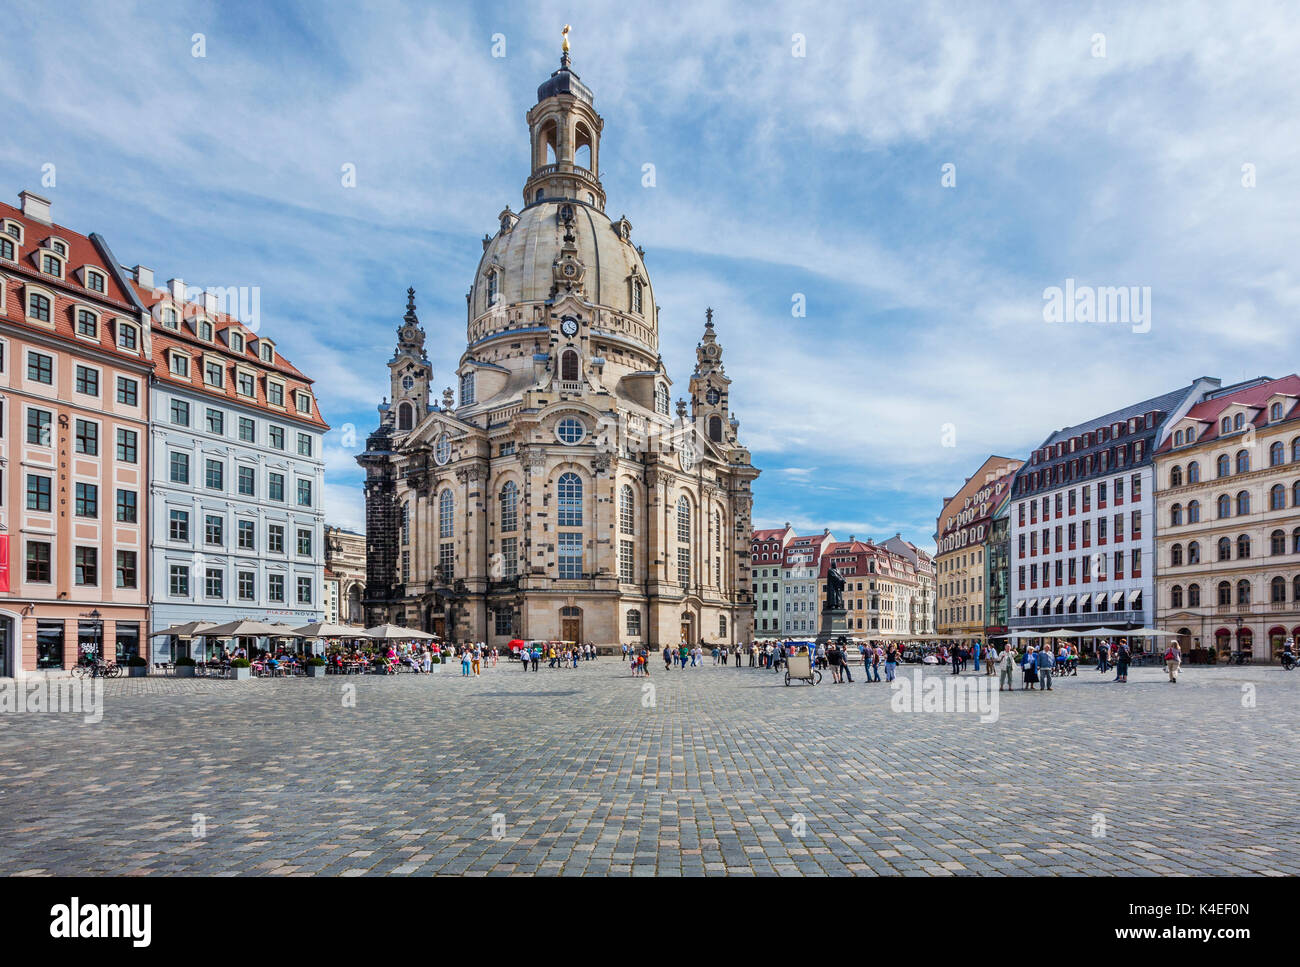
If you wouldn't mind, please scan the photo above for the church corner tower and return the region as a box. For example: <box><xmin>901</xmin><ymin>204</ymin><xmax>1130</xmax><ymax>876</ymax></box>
<box><xmin>360</xmin><ymin>28</ymin><xmax>760</xmax><ymax>648</ymax></box>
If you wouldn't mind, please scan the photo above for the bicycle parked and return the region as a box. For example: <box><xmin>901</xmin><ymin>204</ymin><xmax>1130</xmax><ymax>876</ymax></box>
<box><xmin>72</xmin><ymin>657</ymin><xmax>122</xmax><ymax>679</ymax></box>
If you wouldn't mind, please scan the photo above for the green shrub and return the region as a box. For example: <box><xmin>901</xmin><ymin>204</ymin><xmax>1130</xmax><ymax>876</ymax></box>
<box><xmin>127</xmin><ymin>655</ymin><xmax>148</xmax><ymax>667</ymax></box>
<box><xmin>307</xmin><ymin>656</ymin><xmax>326</xmax><ymax>666</ymax></box>
<box><xmin>431</xmin><ymin>654</ymin><xmax>441</xmax><ymax>664</ymax></box>
<box><xmin>175</xmin><ymin>656</ymin><xmax>196</xmax><ymax>666</ymax></box>
<box><xmin>230</xmin><ymin>658</ymin><xmax>251</xmax><ymax>668</ymax></box>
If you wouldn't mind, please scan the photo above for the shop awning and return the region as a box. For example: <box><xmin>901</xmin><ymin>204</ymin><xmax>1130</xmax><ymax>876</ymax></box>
<box><xmin>1064</xmin><ymin>595</ymin><xmax>1077</xmax><ymax>608</ymax></box>
<box><xmin>1094</xmin><ymin>592</ymin><xmax>1108</xmax><ymax>609</ymax></box>
<box><xmin>1127</xmin><ymin>589</ymin><xmax>1142</xmax><ymax>607</ymax></box>
<box><xmin>1078</xmin><ymin>593</ymin><xmax>1091</xmax><ymax>609</ymax></box>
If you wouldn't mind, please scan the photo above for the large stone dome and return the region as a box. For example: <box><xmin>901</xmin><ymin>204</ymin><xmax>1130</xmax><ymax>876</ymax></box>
<box><xmin>469</xmin><ymin>200</ymin><xmax>656</xmax><ymax>347</ymax></box>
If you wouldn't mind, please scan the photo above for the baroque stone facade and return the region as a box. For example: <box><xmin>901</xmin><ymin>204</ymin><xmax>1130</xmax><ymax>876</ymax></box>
<box><xmin>358</xmin><ymin>49</ymin><xmax>759</xmax><ymax>649</ymax></box>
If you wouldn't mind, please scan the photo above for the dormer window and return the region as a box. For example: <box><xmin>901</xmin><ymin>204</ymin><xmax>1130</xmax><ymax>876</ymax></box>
<box><xmin>169</xmin><ymin>352</ymin><xmax>190</xmax><ymax>378</ymax></box>
<box><xmin>3</xmin><ymin>220</ymin><xmax>21</xmax><ymax>241</ymax></box>
<box><xmin>117</xmin><ymin>322</ymin><xmax>138</xmax><ymax>351</ymax></box>
<box><xmin>1174</xmin><ymin>429</ymin><xmax>1184</xmax><ymax>446</ymax></box>
<box><xmin>161</xmin><ymin>306</ymin><xmax>179</xmax><ymax>330</ymax></box>
<box><xmin>42</xmin><ymin>253</ymin><xmax>63</xmax><ymax>277</ymax></box>
<box><xmin>1234</xmin><ymin>413</ymin><xmax>1244</xmax><ymax>431</ymax></box>
<box><xmin>27</xmin><ymin>291</ymin><xmax>52</xmax><ymax>322</ymax></box>
<box><xmin>230</xmin><ymin>331</ymin><xmax>244</xmax><ymax>353</ymax></box>
<box><xmin>0</xmin><ymin>237</ymin><xmax>14</xmax><ymax>262</ymax></box>
<box><xmin>268</xmin><ymin>380</ymin><xmax>285</xmax><ymax>407</ymax></box>
<box><xmin>75</xmin><ymin>308</ymin><xmax>98</xmax><ymax>338</ymax></box>
<box><xmin>1270</xmin><ymin>402</ymin><xmax>1283</xmax><ymax>422</ymax></box>
<box><xmin>204</xmin><ymin>359</ymin><xmax>224</xmax><ymax>387</ymax></box>
<box><xmin>237</xmin><ymin>371</ymin><xmax>256</xmax><ymax>397</ymax></box>
<box><xmin>86</xmin><ymin>270</ymin><xmax>105</xmax><ymax>293</ymax></box>
<box><xmin>295</xmin><ymin>390</ymin><xmax>312</xmax><ymax>415</ymax></box>
<box><xmin>199</xmin><ymin>320</ymin><xmax>214</xmax><ymax>341</ymax></box>
<box><xmin>49</xmin><ymin>239</ymin><xmax>67</xmax><ymax>257</ymax></box>
<box><xmin>260</xmin><ymin>342</ymin><xmax>274</xmax><ymax>364</ymax></box>
<box><xmin>655</xmin><ymin>382</ymin><xmax>669</xmax><ymax>416</ymax></box>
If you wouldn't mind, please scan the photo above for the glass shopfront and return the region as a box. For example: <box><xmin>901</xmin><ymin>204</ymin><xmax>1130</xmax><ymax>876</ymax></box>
<box><xmin>116</xmin><ymin>622</ymin><xmax>141</xmax><ymax>663</ymax></box>
<box><xmin>36</xmin><ymin>620</ymin><xmax>65</xmax><ymax>670</ymax></box>
<box><xmin>78</xmin><ymin>620</ymin><xmax>104</xmax><ymax>663</ymax></box>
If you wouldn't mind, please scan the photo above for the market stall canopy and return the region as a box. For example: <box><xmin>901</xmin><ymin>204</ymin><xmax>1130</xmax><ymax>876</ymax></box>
<box><xmin>364</xmin><ymin>624</ymin><xmax>436</xmax><ymax>640</ymax></box>
<box><xmin>148</xmin><ymin>621</ymin><xmax>218</xmax><ymax>638</ymax></box>
<box><xmin>203</xmin><ymin>619</ymin><xmax>291</xmax><ymax>638</ymax></box>
<box><xmin>289</xmin><ymin>622</ymin><xmax>371</xmax><ymax>639</ymax></box>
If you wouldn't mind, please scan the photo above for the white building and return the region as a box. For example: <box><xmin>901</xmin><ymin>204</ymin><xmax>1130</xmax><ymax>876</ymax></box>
<box><xmin>1008</xmin><ymin>379</ymin><xmax>1217</xmax><ymax>635</ymax></box>
<box><xmin>135</xmin><ymin>274</ymin><xmax>328</xmax><ymax>655</ymax></box>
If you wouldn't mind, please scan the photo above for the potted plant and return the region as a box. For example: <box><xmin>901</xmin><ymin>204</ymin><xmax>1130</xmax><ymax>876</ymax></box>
<box><xmin>127</xmin><ymin>655</ymin><xmax>149</xmax><ymax>677</ymax></box>
<box><xmin>370</xmin><ymin>656</ymin><xmax>389</xmax><ymax>675</ymax></box>
<box><xmin>229</xmin><ymin>657</ymin><xmax>252</xmax><ymax>681</ymax></box>
<box><xmin>306</xmin><ymin>656</ymin><xmax>328</xmax><ymax>678</ymax></box>
<box><xmin>174</xmin><ymin>655</ymin><xmax>197</xmax><ymax>678</ymax></box>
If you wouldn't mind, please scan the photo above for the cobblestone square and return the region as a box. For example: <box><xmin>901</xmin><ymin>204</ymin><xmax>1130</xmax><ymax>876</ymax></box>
<box><xmin>0</xmin><ymin>662</ymin><xmax>1295</xmax><ymax>876</ymax></box>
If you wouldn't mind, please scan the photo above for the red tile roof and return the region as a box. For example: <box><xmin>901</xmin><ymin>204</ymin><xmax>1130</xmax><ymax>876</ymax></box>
<box><xmin>137</xmin><ymin>281</ymin><xmax>329</xmax><ymax>430</ymax></box>
<box><xmin>0</xmin><ymin>201</ymin><xmax>151</xmax><ymax>369</ymax></box>
<box><xmin>1157</xmin><ymin>375</ymin><xmax>1300</xmax><ymax>452</ymax></box>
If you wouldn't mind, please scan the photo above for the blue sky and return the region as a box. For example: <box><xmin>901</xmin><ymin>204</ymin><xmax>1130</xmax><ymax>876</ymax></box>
<box><xmin>4</xmin><ymin>1</ymin><xmax>1298</xmax><ymax>549</ymax></box>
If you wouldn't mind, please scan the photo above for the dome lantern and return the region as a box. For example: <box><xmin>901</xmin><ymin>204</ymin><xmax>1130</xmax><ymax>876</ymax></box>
<box><xmin>524</xmin><ymin>29</ymin><xmax>605</xmax><ymax>210</ymax></box>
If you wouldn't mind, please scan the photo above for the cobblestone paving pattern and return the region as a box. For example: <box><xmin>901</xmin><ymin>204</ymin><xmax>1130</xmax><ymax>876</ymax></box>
<box><xmin>0</xmin><ymin>663</ymin><xmax>1295</xmax><ymax>876</ymax></box>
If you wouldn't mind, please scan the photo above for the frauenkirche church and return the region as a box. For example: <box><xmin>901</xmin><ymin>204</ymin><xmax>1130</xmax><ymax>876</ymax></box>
<box><xmin>359</xmin><ymin>38</ymin><xmax>759</xmax><ymax>649</ymax></box>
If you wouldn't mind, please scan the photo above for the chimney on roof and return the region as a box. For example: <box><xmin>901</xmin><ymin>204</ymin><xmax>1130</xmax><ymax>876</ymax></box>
<box><xmin>168</xmin><ymin>278</ymin><xmax>186</xmax><ymax>302</ymax></box>
<box><xmin>132</xmin><ymin>265</ymin><xmax>154</xmax><ymax>289</ymax></box>
<box><xmin>19</xmin><ymin>190</ymin><xmax>52</xmax><ymax>224</ymax></box>
<box><xmin>203</xmin><ymin>290</ymin><xmax>219</xmax><ymax>314</ymax></box>
<box><xmin>784</xmin><ymin>522</ymin><xmax>790</xmax><ymax>529</ymax></box>
<box><xmin>823</xmin><ymin>528</ymin><xmax>829</xmax><ymax>535</ymax></box>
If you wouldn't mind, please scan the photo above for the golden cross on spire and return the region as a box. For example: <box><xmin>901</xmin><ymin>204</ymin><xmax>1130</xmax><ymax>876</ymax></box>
<box><xmin>562</xmin><ymin>24</ymin><xmax>571</xmax><ymax>54</ymax></box>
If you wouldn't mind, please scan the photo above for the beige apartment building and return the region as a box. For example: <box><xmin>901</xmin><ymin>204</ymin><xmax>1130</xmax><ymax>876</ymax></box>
<box><xmin>1155</xmin><ymin>375</ymin><xmax>1300</xmax><ymax>661</ymax></box>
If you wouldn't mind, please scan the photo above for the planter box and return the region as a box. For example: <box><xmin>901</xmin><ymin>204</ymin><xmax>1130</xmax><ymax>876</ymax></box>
<box><xmin>229</xmin><ymin>666</ymin><xmax>251</xmax><ymax>681</ymax></box>
<box><xmin>306</xmin><ymin>664</ymin><xmax>328</xmax><ymax>678</ymax></box>
<box><xmin>175</xmin><ymin>665</ymin><xmax>196</xmax><ymax>678</ymax></box>
<box><xmin>128</xmin><ymin>666</ymin><xmax>149</xmax><ymax>678</ymax></box>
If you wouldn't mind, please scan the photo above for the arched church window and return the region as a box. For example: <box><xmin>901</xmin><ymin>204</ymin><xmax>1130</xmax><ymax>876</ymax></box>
<box><xmin>719</xmin><ymin>615</ymin><xmax>727</xmax><ymax>637</ymax></box>
<box><xmin>460</xmin><ymin>371</ymin><xmax>475</xmax><ymax>406</ymax></box>
<box><xmin>619</xmin><ymin>484</ymin><xmax>635</xmax><ymax>535</ymax></box>
<box><xmin>486</xmin><ymin>270</ymin><xmax>499</xmax><ymax>305</ymax></box>
<box><xmin>631</xmin><ymin>278</ymin><xmax>642</xmax><ymax>314</ymax></box>
<box><xmin>561</xmin><ymin>350</ymin><xmax>579</xmax><ymax>382</ymax></box>
<box><xmin>558</xmin><ymin>473</ymin><xmax>583</xmax><ymax>526</ymax></box>
<box><xmin>655</xmin><ymin>383</ymin><xmax>669</xmax><ymax>416</ymax></box>
<box><xmin>398</xmin><ymin>402</ymin><xmax>413</xmax><ymax>430</ymax></box>
<box><xmin>439</xmin><ymin>490</ymin><xmax>454</xmax><ymax>539</ymax></box>
<box><xmin>713</xmin><ymin>510</ymin><xmax>722</xmax><ymax>553</ymax></box>
<box><xmin>401</xmin><ymin>503</ymin><xmax>410</xmax><ymax>545</ymax></box>
<box><xmin>499</xmin><ymin>481</ymin><xmax>518</xmax><ymax>532</ymax></box>
<box><xmin>626</xmin><ymin>609</ymin><xmax>641</xmax><ymax>636</ymax></box>
<box><xmin>709</xmin><ymin>415</ymin><xmax>722</xmax><ymax>442</ymax></box>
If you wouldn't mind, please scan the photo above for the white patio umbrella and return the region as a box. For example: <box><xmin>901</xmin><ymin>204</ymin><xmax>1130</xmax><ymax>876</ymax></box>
<box><xmin>363</xmin><ymin>624</ymin><xmax>436</xmax><ymax>640</ymax></box>
<box><xmin>289</xmin><ymin>622</ymin><xmax>371</xmax><ymax>639</ymax></box>
<box><xmin>203</xmin><ymin>619</ymin><xmax>290</xmax><ymax>638</ymax></box>
<box><xmin>148</xmin><ymin>620</ymin><xmax>218</xmax><ymax>637</ymax></box>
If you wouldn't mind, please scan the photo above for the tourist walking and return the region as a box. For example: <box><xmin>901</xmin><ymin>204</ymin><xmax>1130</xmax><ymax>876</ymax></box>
<box><xmin>1036</xmin><ymin>643</ymin><xmax>1054</xmax><ymax>691</ymax></box>
<box><xmin>1115</xmin><ymin>640</ymin><xmax>1130</xmax><ymax>683</ymax></box>
<box><xmin>870</xmin><ymin>645</ymin><xmax>883</xmax><ymax>682</ymax></box>
<box><xmin>997</xmin><ymin>642</ymin><xmax>1016</xmax><ymax>692</ymax></box>
<box><xmin>884</xmin><ymin>643</ymin><xmax>898</xmax><ymax>682</ymax></box>
<box><xmin>1165</xmin><ymin>640</ymin><xmax>1182</xmax><ymax>683</ymax></box>
<box><xmin>1021</xmin><ymin>645</ymin><xmax>1039</xmax><ymax>690</ymax></box>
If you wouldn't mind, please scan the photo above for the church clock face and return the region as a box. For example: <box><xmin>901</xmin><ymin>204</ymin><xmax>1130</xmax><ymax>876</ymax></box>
<box><xmin>402</xmin><ymin>326</ymin><xmax>416</xmax><ymax>342</ymax></box>
<box><xmin>401</xmin><ymin>376</ymin><xmax>415</xmax><ymax>391</ymax></box>
<box><xmin>706</xmin><ymin>388</ymin><xmax>720</xmax><ymax>405</ymax></box>
<box><xmin>560</xmin><ymin>317</ymin><xmax>579</xmax><ymax>337</ymax></box>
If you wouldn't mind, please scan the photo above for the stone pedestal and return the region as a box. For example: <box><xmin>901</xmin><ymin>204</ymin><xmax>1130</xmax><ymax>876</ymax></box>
<box><xmin>816</xmin><ymin>609</ymin><xmax>849</xmax><ymax>645</ymax></box>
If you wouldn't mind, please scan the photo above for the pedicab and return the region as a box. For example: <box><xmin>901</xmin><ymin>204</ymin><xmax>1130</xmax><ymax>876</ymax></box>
<box><xmin>783</xmin><ymin>641</ymin><xmax>822</xmax><ymax>686</ymax></box>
